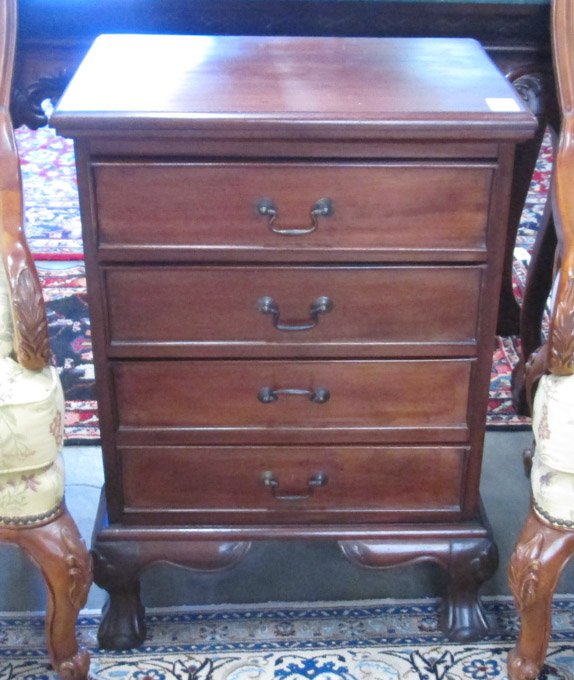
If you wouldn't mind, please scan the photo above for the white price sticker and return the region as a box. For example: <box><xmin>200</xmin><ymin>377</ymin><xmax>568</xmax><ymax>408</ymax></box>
<box><xmin>485</xmin><ymin>98</ymin><xmax>522</xmax><ymax>112</ymax></box>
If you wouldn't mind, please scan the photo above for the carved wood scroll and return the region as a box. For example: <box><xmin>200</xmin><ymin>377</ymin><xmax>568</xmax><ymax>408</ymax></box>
<box><xmin>547</xmin><ymin>0</ymin><xmax>574</xmax><ymax>376</ymax></box>
<box><xmin>508</xmin><ymin>531</ymin><xmax>543</xmax><ymax>612</ymax></box>
<box><xmin>0</xmin><ymin>0</ymin><xmax>51</xmax><ymax>371</ymax></box>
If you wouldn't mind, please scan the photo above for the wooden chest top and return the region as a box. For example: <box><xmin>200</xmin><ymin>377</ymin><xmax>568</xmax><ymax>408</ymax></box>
<box><xmin>53</xmin><ymin>34</ymin><xmax>535</xmax><ymax>140</ymax></box>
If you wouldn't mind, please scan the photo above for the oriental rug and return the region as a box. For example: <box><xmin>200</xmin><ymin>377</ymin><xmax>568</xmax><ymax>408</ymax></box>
<box><xmin>37</xmin><ymin>261</ymin><xmax>99</xmax><ymax>443</ymax></box>
<box><xmin>1</xmin><ymin>598</ymin><xmax>574</xmax><ymax>680</ymax></box>
<box><xmin>16</xmin><ymin>123</ymin><xmax>83</xmax><ymax>259</ymax></box>
<box><xmin>15</xmin><ymin>123</ymin><xmax>553</xmax><ymax>442</ymax></box>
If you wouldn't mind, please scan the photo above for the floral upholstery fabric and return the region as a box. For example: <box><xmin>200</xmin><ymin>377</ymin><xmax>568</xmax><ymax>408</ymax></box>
<box><xmin>0</xmin><ymin>266</ymin><xmax>14</xmax><ymax>358</ymax></box>
<box><xmin>0</xmin><ymin>260</ymin><xmax>66</xmax><ymax>522</ymax></box>
<box><xmin>0</xmin><ymin>454</ymin><xmax>64</xmax><ymax>522</ymax></box>
<box><xmin>531</xmin><ymin>373</ymin><xmax>574</xmax><ymax>526</ymax></box>
<box><xmin>0</xmin><ymin>356</ymin><xmax>65</xmax><ymax>522</ymax></box>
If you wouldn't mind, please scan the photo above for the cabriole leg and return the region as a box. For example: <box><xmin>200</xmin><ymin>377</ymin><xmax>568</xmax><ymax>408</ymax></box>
<box><xmin>508</xmin><ymin>508</ymin><xmax>574</xmax><ymax>680</ymax></box>
<box><xmin>92</xmin><ymin>537</ymin><xmax>251</xmax><ymax>651</ymax></box>
<box><xmin>441</xmin><ymin>537</ymin><xmax>498</xmax><ymax>642</ymax></box>
<box><xmin>339</xmin><ymin>529</ymin><xmax>497</xmax><ymax>642</ymax></box>
<box><xmin>13</xmin><ymin>508</ymin><xmax>92</xmax><ymax>680</ymax></box>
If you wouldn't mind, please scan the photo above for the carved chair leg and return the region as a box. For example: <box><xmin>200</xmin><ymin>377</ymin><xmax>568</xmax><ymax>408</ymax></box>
<box><xmin>4</xmin><ymin>507</ymin><xmax>92</xmax><ymax>680</ymax></box>
<box><xmin>508</xmin><ymin>507</ymin><xmax>574</xmax><ymax>680</ymax></box>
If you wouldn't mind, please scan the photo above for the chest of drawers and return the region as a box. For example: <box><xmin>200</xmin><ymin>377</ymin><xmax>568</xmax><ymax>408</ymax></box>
<box><xmin>53</xmin><ymin>34</ymin><xmax>536</xmax><ymax>649</ymax></box>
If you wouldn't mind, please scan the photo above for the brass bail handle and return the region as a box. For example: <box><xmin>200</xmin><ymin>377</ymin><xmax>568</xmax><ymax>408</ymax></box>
<box><xmin>261</xmin><ymin>471</ymin><xmax>328</xmax><ymax>501</ymax></box>
<box><xmin>258</xmin><ymin>387</ymin><xmax>330</xmax><ymax>404</ymax></box>
<box><xmin>256</xmin><ymin>197</ymin><xmax>334</xmax><ymax>235</ymax></box>
<box><xmin>258</xmin><ymin>296</ymin><xmax>333</xmax><ymax>331</ymax></box>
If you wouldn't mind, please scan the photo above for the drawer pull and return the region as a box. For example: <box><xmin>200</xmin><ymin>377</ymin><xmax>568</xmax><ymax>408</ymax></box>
<box><xmin>261</xmin><ymin>471</ymin><xmax>328</xmax><ymax>500</ymax></box>
<box><xmin>257</xmin><ymin>296</ymin><xmax>333</xmax><ymax>331</ymax></box>
<box><xmin>256</xmin><ymin>197</ymin><xmax>333</xmax><ymax>235</ymax></box>
<box><xmin>258</xmin><ymin>386</ymin><xmax>330</xmax><ymax>404</ymax></box>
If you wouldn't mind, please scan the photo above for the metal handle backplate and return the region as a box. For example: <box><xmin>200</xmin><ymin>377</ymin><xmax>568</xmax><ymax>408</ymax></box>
<box><xmin>256</xmin><ymin>197</ymin><xmax>333</xmax><ymax>236</ymax></box>
<box><xmin>258</xmin><ymin>387</ymin><xmax>330</xmax><ymax>404</ymax></box>
<box><xmin>258</xmin><ymin>296</ymin><xmax>333</xmax><ymax>331</ymax></box>
<box><xmin>261</xmin><ymin>471</ymin><xmax>328</xmax><ymax>500</ymax></box>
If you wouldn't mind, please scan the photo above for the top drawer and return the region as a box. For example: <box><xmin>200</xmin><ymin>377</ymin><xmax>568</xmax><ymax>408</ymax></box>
<box><xmin>92</xmin><ymin>161</ymin><xmax>494</xmax><ymax>261</ymax></box>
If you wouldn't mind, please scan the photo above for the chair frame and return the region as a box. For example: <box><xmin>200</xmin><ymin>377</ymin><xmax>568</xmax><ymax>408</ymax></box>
<box><xmin>0</xmin><ymin>1</ymin><xmax>91</xmax><ymax>678</ymax></box>
<box><xmin>507</xmin><ymin>1</ymin><xmax>574</xmax><ymax>678</ymax></box>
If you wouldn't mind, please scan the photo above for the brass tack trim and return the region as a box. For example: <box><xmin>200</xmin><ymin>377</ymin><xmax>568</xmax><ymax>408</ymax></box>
<box><xmin>0</xmin><ymin>503</ymin><xmax>64</xmax><ymax>527</ymax></box>
<box><xmin>533</xmin><ymin>498</ymin><xmax>574</xmax><ymax>529</ymax></box>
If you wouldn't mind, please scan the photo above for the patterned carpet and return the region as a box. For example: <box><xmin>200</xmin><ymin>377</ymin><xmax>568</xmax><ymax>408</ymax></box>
<box><xmin>16</xmin><ymin>124</ymin><xmax>83</xmax><ymax>259</ymax></box>
<box><xmin>35</xmin><ymin>261</ymin><xmax>99</xmax><ymax>442</ymax></box>
<box><xmin>14</xmin><ymin>123</ymin><xmax>553</xmax><ymax>442</ymax></box>
<box><xmin>2</xmin><ymin>599</ymin><xmax>574</xmax><ymax>679</ymax></box>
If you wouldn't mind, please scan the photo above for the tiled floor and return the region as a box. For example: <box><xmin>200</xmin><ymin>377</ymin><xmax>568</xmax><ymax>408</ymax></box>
<box><xmin>2</xmin><ymin>430</ymin><xmax>573</xmax><ymax>614</ymax></box>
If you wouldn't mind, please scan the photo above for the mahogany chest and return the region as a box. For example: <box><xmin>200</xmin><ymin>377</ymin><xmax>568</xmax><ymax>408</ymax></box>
<box><xmin>53</xmin><ymin>34</ymin><xmax>535</xmax><ymax>648</ymax></box>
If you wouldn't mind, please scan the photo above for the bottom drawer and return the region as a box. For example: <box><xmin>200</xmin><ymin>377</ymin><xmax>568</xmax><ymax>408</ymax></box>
<box><xmin>120</xmin><ymin>445</ymin><xmax>467</xmax><ymax>524</ymax></box>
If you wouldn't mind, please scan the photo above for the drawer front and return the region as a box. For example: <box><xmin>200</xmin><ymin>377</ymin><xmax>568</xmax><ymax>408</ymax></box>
<box><xmin>113</xmin><ymin>359</ymin><xmax>473</xmax><ymax>444</ymax></box>
<box><xmin>104</xmin><ymin>265</ymin><xmax>482</xmax><ymax>357</ymax></box>
<box><xmin>121</xmin><ymin>445</ymin><xmax>466</xmax><ymax>524</ymax></box>
<box><xmin>94</xmin><ymin>162</ymin><xmax>492</xmax><ymax>257</ymax></box>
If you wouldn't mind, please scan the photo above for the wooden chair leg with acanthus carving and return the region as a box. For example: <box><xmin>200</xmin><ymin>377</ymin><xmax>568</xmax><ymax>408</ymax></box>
<box><xmin>508</xmin><ymin>508</ymin><xmax>574</xmax><ymax>680</ymax></box>
<box><xmin>0</xmin><ymin>513</ymin><xmax>92</xmax><ymax>679</ymax></box>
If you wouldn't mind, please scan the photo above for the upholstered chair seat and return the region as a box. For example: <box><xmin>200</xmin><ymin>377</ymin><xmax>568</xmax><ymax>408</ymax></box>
<box><xmin>0</xmin><ymin>247</ymin><xmax>91</xmax><ymax>680</ymax></box>
<box><xmin>0</xmin><ymin>243</ymin><xmax>91</xmax><ymax>680</ymax></box>
<box><xmin>0</xmin><ymin>370</ymin><xmax>66</xmax><ymax>522</ymax></box>
<box><xmin>0</xmin><ymin>266</ymin><xmax>68</xmax><ymax>523</ymax></box>
<box><xmin>530</xmin><ymin>373</ymin><xmax>574</xmax><ymax>527</ymax></box>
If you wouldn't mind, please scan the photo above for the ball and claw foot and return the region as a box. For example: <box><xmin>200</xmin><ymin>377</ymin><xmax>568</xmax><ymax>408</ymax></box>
<box><xmin>339</xmin><ymin>533</ymin><xmax>497</xmax><ymax>642</ymax></box>
<box><xmin>442</xmin><ymin>539</ymin><xmax>498</xmax><ymax>642</ymax></box>
<box><xmin>441</xmin><ymin>598</ymin><xmax>491</xmax><ymax>643</ymax></box>
<box><xmin>91</xmin><ymin>540</ymin><xmax>251</xmax><ymax>651</ymax></box>
<box><xmin>97</xmin><ymin>584</ymin><xmax>147</xmax><ymax>651</ymax></box>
